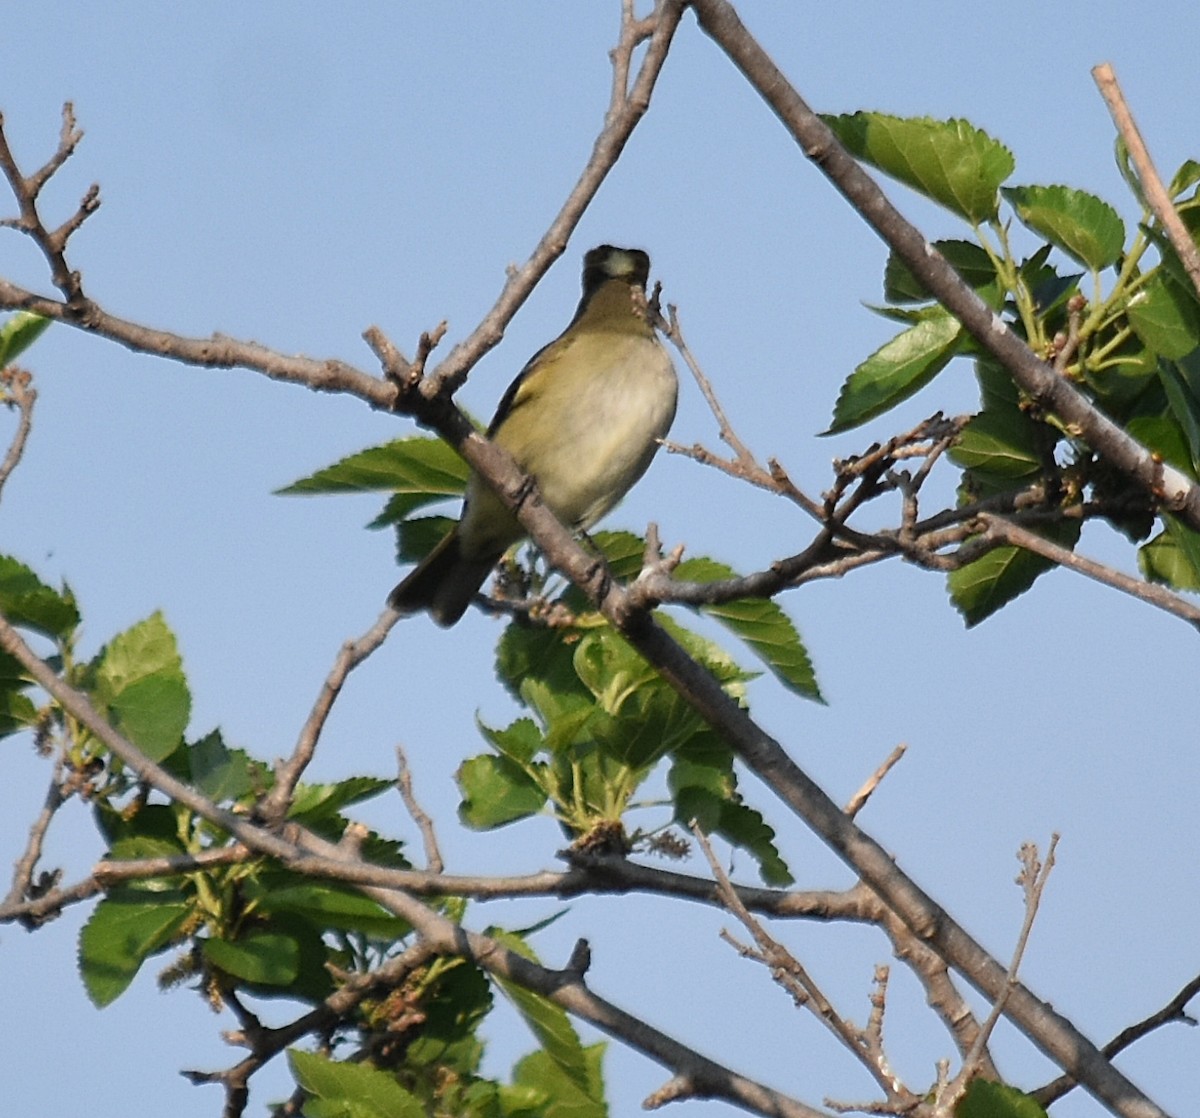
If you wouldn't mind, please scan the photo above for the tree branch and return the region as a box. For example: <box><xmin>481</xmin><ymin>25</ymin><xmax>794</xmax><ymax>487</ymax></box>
<box><xmin>688</xmin><ymin>0</ymin><xmax>1200</xmax><ymax>540</ymax></box>
<box><xmin>1092</xmin><ymin>63</ymin><xmax>1200</xmax><ymax>301</ymax></box>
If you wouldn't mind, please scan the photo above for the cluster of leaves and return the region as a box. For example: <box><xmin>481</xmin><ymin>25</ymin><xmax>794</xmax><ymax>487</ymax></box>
<box><xmin>822</xmin><ymin>111</ymin><xmax>1200</xmax><ymax>622</ymax></box>
<box><xmin>0</xmin><ymin>551</ymin><xmax>610</xmax><ymax>1117</ymax></box>
<box><xmin>283</xmin><ymin>444</ymin><xmax>829</xmax><ymax>885</ymax></box>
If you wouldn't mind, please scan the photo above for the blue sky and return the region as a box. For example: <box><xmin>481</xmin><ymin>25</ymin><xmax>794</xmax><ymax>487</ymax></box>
<box><xmin>2</xmin><ymin>4</ymin><xmax>1198</xmax><ymax>1116</ymax></box>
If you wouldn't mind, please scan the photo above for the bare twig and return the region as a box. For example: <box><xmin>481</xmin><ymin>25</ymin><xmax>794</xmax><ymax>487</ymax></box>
<box><xmin>0</xmin><ymin>103</ymin><xmax>98</xmax><ymax>304</ymax></box>
<box><xmin>844</xmin><ymin>744</ymin><xmax>907</xmax><ymax>819</ymax></box>
<box><xmin>4</xmin><ymin>758</ymin><xmax>66</xmax><ymax>920</ymax></box>
<box><xmin>692</xmin><ymin>821</ymin><xmax>916</xmax><ymax>1109</ymax></box>
<box><xmin>935</xmin><ymin>836</ymin><xmax>1059</xmax><ymax>1114</ymax></box>
<box><xmin>0</xmin><ymin>365</ymin><xmax>36</xmax><ymax>499</ymax></box>
<box><xmin>1093</xmin><ymin>63</ymin><xmax>1200</xmax><ymax>301</ymax></box>
<box><xmin>257</xmin><ymin>608</ymin><xmax>401</xmax><ymax>825</ymax></box>
<box><xmin>421</xmin><ymin>0</ymin><xmax>686</xmax><ymax>399</ymax></box>
<box><xmin>1033</xmin><ymin>970</ymin><xmax>1200</xmax><ymax>1106</ymax></box>
<box><xmin>395</xmin><ymin>744</ymin><xmax>443</xmax><ymax>873</ymax></box>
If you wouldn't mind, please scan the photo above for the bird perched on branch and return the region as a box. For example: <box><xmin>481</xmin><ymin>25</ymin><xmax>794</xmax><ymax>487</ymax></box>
<box><xmin>389</xmin><ymin>244</ymin><xmax>678</xmax><ymax>627</ymax></box>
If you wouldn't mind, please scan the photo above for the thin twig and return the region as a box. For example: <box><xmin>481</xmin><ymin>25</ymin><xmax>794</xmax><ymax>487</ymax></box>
<box><xmin>691</xmin><ymin>821</ymin><xmax>915</xmax><ymax>1108</ymax></box>
<box><xmin>1093</xmin><ymin>63</ymin><xmax>1200</xmax><ymax>302</ymax></box>
<box><xmin>844</xmin><ymin>744</ymin><xmax>907</xmax><ymax>819</ymax></box>
<box><xmin>257</xmin><ymin>608</ymin><xmax>401</xmax><ymax>825</ymax></box>
<box><xmin>0</xmin><ymin>365</ymin><xmax>36</xmax><ymax>499</ymax></box>
<box><xmin>4</xmin><ymin>758</ymin><xmax>66</xmax><ymax>917</ymax></box>
<box><xmin>936</xmin><ymin>836</ymin><xmax>1059</xmax><ymax>1114</ymax></box>
<box><xmin>395</xmin><ymin>744</ymin><xmax>443</xmax><ymax>873</ymax></box>
<box><xmin>422</xmin><ymin>0</ymin><xmax>686</xmax><ymax>398</ymax></box>
<box><xmin>1033</xmin><ymin>970</ymin><xmax>1200</xmax><ymax>1106</ymax></box>
<box><xmin>978</xmin><ymin>513</ymin><xmax>1200</xmax><ymax>631</ymax></box>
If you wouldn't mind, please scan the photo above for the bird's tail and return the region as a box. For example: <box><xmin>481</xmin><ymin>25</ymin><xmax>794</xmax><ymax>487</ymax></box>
<box><xmin>388</xmin><ymin>529</ymin><xmax>498</xmax><ymax>627</ymax></box>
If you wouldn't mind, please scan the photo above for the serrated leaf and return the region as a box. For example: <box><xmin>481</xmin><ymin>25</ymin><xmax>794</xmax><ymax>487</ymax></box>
<box><xmin>188</xmin><ymin>730</ymin><xmax>255</xmax><ymax>803</ymax></box>
<box><xmin>91</xmin><ymin>611</ymin><xmax>190</xmax><ymax>761</ymax></box>
<box><xmin>0</xmin><ymin>555</ymin><xmax>79</xmax><ymax>639</ymax></box>
<box><xmin>0</xmin><ymin>685</ymin><xmax>37</xmax><ymax>738</ymax></box>
<box><xmin>675</xmin><ymin>787</ymin><xmax>792</xmax><ymax>886</ymax></box>
<box><xmin>491</xmin><ymin>931</ymin><xmax>589</xmax><ymax>1091</ymax></box>
<box><xmin>673</xmin><ymin>556</ymin><xmax>822</xmax><ymax>701</ymax></box>
<box><xmin>948</xmin><ymin>410</ymin><xmax>1043</xmax><ymax>477</ymax></box>
<box><xmin>289</xmin><ymin>1049</ymin><xmax>424</xmax><ymax>1118</ymax></box>
<box><xmin>78</xmin><ymin>887</ymin><xmax>191</xmax><ymax>1007</ymax></box>
<box><xmin>396</xmin><ymin>514</ymin><xmax>454</xmax><ymax>564</ymax></box>
<box><xmin>287</xmin><ymin>776</ymin><xmax>394</xmax><ymax>821</ymax></box>
<box><xmin>202</xmin><ymin>932</ymin><xmax>300</xmax><ymax>986</ymax></box>
<box><xmin>1128</xmin><ymin>276</ymin><xmax>1200</xmax><ymax>360</ymax></box>
<box><xmin>948</xmin><ymin>520</ymin><xmax>1081</xmax><ymax>626</ymax></box>
<box><xmin>823</xmin><ymin>112</ymin><xmax>1014</xmax><ymax>223</ymax></box>
<box><xmin>1001</xmin><ymin>184</ymin><xmax>1125</xmax><ymax>270</ymax></box>
<box><xmin>588</xmin><ymin>530</ymin><xmax>647</xmax><ymax>583</ymax></box>
<box><xmin>827</xmin><ymin>313</ymin><xmax>963</xmax><ymax>433</ymax></box>
<box><xmin>956</xmin><ymin>1078</ymin><xmax>1048</xmax><ymax>1118</ymax></box>
<box><xmin>511</xmin><ymin>1044</ymin><xmax>607</xmax><ymax>1118</ymax></box>
<box><xmin>279</xmin><ymin>436</ymin><xmax>468</xmax><ymax>523</ymax></box>
<box><xmin>458</xmin><ymin>755</ymin><xmax>547</xmax><ymax>828</ymax></box>
<box><xmin>0</xmin><ymin>312</ymin><xmax>51</xmax><ymax>367</ymax></box>
<box><xmin>478</xmin><ymin>716</ymin><xmax>543</xmax><ymax>764</ymax></box>
<box><xmin>884</xmin><ymin>239</ymin><xmax>998</xmax><ymax>304</ymax></box>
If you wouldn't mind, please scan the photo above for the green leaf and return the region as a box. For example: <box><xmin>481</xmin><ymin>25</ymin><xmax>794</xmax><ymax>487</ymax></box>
<box><xmin>510</xmin><ymin>1044</ymin><xmax>607</xmax><ymax>1118</ymax></box>
<box><xmin>91</xmin><ymin>611</ymin><xmax>191</xmax><ymax>761</ymax></box>
<box><xmin>78</xmin><ymin>887</ymin><xmax>191</xmax><ymax>1007</ymax></box>
<box><xmin>289</xmin><ymin>1050</ymin><xmax>425</xmax><ymax>1118</ymax></box>
<box><xmin>884</xmin><ymin>239</ymin><xmax>998</xmax><ymax>304</ymax></box>
<box><xmin>491</xmin><ymin>931</ymin><xmax>590</xmax><ymax>1091</ymax></box>
<box><xmin>673</xmin><ymin>556</ymin><xmax>822</xmax><ymax>701</ymax></box>
<box><xmin>1169</xmin><ymin>158</ymin><xmax>1200</xmax><ymax>199</ymax></box>
<box><xmin>279</xmin><ymin>436</ymin><xmax>469</xmax><ymax>527</ymax></box>
<box><xmin>587</xmin><ymin>530</ymin><xmax>646</xmax><ymax>583</ymax></box>
<box><xmin>203</xmin><ymin>931</ymin><xmax>300</xmax><ymax>986</ymax></box>
<box><xmin>676</xmin><ymin>787</ymin><xmax>792</xmax><ymax>886</ymax></box>
<box><xmin>188</xmin><ymin>730</ymin><xmax>256</xmax><ymax>803</ymax></box>
<box><xmin>827</xmin><ymin>312</ymin><xmax>963</xmax><ymax>433</ymax></box>
<box><xmin>823</xmin><ymin>112</ymin><xmax>1014</xmax><ymax>223</ymax></box>
<box><xmin>948</xmin><ymin>520</ymin><xmax>1081</xmax><ymax>626</ymax></box>
<box><xmin>0</xmin><ymin>685</ymin><xmax>37</xmax><ymax>738</ymax></box>
<box><xmin>956</xmin><ymin>1078</ymin><xmax>1048</xmax><ymax>1118</ymax></box>
<box><xmin>287</xmin><ymin>776</ymin><xmax>394</xmax><ymax>822</ymax></box>
<box><xmin>1128</xmin><ymin>276</ymin><xmax>1200</xmax><ymax>360</ymax></box>
<box><xmin>1128</xmin><ymin>414</ymin><xmax>1198</xmax><ymax>481</ymax></box>
<box><xmin>1139</xmin><ymin>514</ymin><xmax>1200</xmax><ymax>591</ymax></box>
<box><xmin>1001</xmin><ymin>185</ymin><xmax>1125</xmax><ymax>270</ymax></box>
<box><xmin>458</xmin><ymin>755</ymin><xmax>547</xmax><ymax>828</ymax></box>
<box><xmin>243</xmin><ymin>875</ymin><xmax>410</xmax><ymax>940</ymax></box>
<box><xmin>396</xmin><ymin>515</ymin><xmax>454</xmax><ymax>564</ymax></box>
<box><xmin>949</xmin><ymin>410</ymin><xmax>1043</xmax><ymax>477</ymax></box>
<box><xmin>0</xmin><ymin>312</ymin><xmax>51</xmax><ymax>367</ymax></box>
<box><xmin>1159</xmin><ymin>359</ymin><xmax>1200</xmax><ymax>472</ymax></box>
<box><xmin>478</xmin><ymin>716</ymin><xmax>543</xmax><ymax>764</ymax></box>
<box><xmin>0</xmin><ymin>555</ymin><xmax>79</xmax><ymax>639</ymax></box>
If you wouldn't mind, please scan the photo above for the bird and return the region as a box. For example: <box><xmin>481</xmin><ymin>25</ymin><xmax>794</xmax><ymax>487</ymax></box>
<box><xmin>389</xmin><ymin>244</ymin><xmax>678</xmax><ymax>627</ymax></box>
